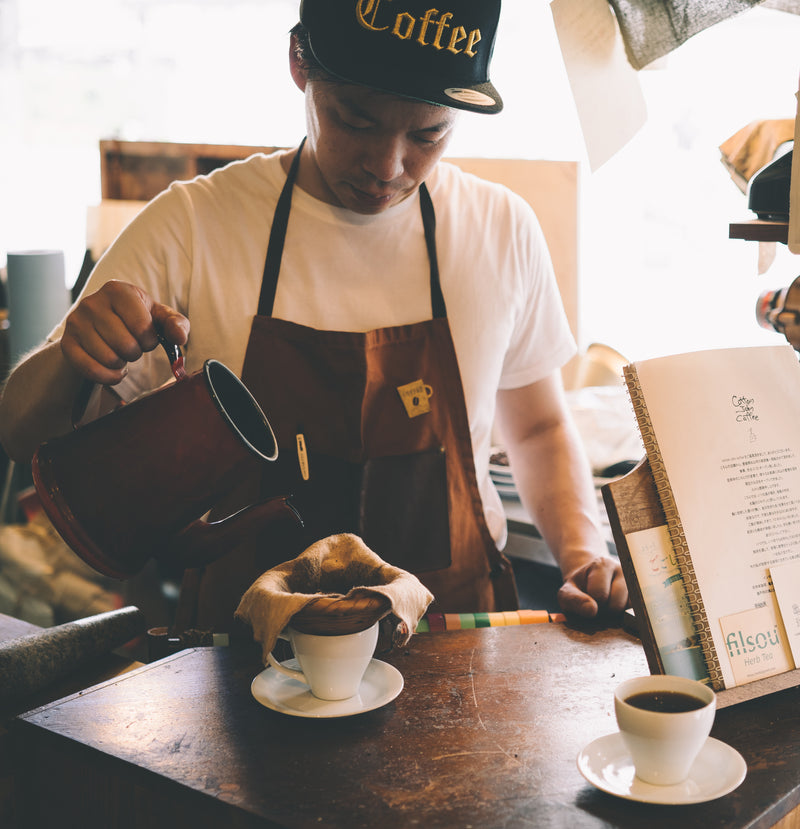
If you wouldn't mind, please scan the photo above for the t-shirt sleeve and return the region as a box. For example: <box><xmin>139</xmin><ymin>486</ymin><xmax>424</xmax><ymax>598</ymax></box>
<box><xmin>47</xmin><ymin>186</ymin><xmax>194</xmax><ymax>401</ymax></box>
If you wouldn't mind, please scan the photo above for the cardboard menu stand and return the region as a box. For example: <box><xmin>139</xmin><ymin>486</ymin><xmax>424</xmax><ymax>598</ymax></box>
<box><xmin>602</xmin><ymin>456</ymin><xmax>800</xmax><ymax>709</ymax></box>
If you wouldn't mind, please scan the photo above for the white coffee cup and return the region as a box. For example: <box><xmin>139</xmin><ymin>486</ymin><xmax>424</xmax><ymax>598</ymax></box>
<box><xmin>267</xmin><ymin>622</ymin><xmax>379</xmax><ymax>701</ymax></box>
<box><xmin>614</xmin><ymin>674</ymin><xmax>716</xmax><ymax>786</ymax></box>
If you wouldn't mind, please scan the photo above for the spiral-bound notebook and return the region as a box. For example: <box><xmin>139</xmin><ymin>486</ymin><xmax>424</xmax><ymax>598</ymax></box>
<box><xmin>621</xmin><ymin>344</ymin><xmax>800</xmax><ymax>691</ymax></box>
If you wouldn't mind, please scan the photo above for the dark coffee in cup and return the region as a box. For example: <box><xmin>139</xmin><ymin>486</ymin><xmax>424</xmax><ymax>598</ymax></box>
<box><xmin>615</xmin><ymin>675</ymin><xmax>717</xmax><ymax>785</ymax></box>
<box><xmin>625</xmin><ymin>690</ymin><xmax>707</xmax><ymax>713</ymax></box>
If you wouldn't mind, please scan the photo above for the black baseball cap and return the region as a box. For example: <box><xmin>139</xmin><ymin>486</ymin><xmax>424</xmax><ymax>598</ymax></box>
<box><xmin>298</xmin><ymin>0</ymin><xmax>503</xmax><ymax>115</ymax></box>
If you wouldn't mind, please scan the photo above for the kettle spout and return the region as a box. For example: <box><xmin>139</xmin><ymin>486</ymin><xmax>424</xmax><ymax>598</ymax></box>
<box><xmin>167</xmin><ymin>495</ymin><xmax>303</xmax><ymax>570</ymax></box>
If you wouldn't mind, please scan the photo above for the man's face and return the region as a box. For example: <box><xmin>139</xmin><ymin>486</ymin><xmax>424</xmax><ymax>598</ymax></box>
<box><xmin>297</xmin><ymin>78</ymin><xmax>458</xmax><ymax>214</ymax></box>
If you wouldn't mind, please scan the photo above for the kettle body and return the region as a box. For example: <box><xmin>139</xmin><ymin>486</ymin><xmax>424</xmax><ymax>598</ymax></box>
<box><xmin>32</xmin><ymin>359</ymin><xmax>301</xmax><ymax>579</ymax></box>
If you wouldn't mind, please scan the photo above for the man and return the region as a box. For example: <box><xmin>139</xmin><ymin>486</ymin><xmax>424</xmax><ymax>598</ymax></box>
<box><xmin>0</xmin><ymin>0</ymin><xmax>627</xmax><ymax>631</ymax></box>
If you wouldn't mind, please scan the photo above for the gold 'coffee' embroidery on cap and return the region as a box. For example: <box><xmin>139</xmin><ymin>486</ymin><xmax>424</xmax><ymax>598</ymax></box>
<box><xmin>397</xmin><ymin>379</ymin><xmax>434</xmax><ymax>418</ymax></box>
<box><xmin>356</xmin><ymin>1</ymin><xmax>482</xmax><ymax>57</ymax></box>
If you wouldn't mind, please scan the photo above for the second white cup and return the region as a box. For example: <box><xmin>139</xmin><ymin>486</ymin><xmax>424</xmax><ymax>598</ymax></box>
<box><xmin>267</xmin><ymin>622</ymin><xmax>379</xmax><ymax>701</ymax></box>
<box><xmin>614</xmin><ymin>674</ymin><xmax>716</xmax><ymax>786</ymax></box>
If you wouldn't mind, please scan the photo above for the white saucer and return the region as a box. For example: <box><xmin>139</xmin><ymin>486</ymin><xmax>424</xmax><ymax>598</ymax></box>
<box><xmin>577</xmin><ymin>732</ymin><xmax>747</xmax><ymax>805</ymax></box>
<box><xmin>251</xmin><ymin>658</ymin><xmax>403</xmax><ymax>719</ymax></box>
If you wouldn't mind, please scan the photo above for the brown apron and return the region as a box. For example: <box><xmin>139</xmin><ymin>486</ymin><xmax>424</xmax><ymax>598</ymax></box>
<box><xmin>182</xmin><ymin>142</ymin><xmax>518</xmax><ymax>633</ymax></box>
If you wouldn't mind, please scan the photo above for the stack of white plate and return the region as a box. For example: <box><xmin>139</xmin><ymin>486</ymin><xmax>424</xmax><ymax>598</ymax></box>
<box><xmin>489</xmin><ymin>450</ymin><xmax>518</xmax><ymax>500</ymax></box>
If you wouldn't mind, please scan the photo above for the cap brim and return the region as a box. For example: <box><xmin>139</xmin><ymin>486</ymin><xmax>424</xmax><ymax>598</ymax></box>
<box><xmin>306</xmin><ymin>34</ymin><xmax>503</xmax><ymax>115</ymax></box>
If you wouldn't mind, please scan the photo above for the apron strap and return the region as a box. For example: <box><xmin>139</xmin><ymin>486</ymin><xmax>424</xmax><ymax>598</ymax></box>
<box><xmin>257</xmin><ymin>138</ymin><xmax>305</xmax><ymax>317</ymax></box>
<box><xmin>258</xmin><ymin>137</ymin><xmax>446</xmax><ymax>319</ymax></box>
<box><xmin>419</xmin><ymin>182</ymin><xmax>446</xmax><ymax>320</ymax></box>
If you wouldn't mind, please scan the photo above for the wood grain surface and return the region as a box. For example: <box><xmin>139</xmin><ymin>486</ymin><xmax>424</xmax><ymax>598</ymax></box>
<box><xmin>9</xmin><ymin>621</ymin><xmax>800</xmax><ymax>828</ymax></box>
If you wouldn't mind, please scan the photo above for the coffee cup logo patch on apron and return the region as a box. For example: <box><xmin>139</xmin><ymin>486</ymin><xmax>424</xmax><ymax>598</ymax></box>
<box><xmin>397</xmin><ymin>380</ymin><xmax>434</xmax><ymax>418</ymax></box>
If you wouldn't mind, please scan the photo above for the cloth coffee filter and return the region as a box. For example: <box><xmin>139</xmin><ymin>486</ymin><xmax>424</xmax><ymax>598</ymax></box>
<box><xmin>236</xmin><ymin>533</ymin><xmax>434</xmax><ymax>662</ymax></box>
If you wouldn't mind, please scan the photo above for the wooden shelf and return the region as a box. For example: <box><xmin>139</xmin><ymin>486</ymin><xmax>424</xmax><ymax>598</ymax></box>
<box><xmin>729</xmin><ymin>218</ymin><xmax>789</xmax><ymax>243</ymax></box>
<box><xmin>99</xmin><ymin>139</ymin><xmax>281</xmax><ymax>201</ymax></box>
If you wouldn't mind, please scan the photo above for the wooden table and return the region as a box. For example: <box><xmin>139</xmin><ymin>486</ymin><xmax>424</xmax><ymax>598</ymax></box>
<box><xmin>0</xmin><ymin>612</ymin><xmax>143</xmax><ymax>828</ymax></box>
<box><xmin>8</xmin><ymin>618</ymin><xmax>800</xmax><ymax>829</ymax></box>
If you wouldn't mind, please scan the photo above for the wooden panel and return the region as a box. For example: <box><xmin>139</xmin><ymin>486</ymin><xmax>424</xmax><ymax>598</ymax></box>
<box><xmin>601</xmin><ymin>457</ymin><xmax>665</xmax><ymax>677</ymax></box>
<box><xmin>774</xmin><ymin>807</ymin><xmax>800</xmax><ymax>829</ymax></box>
<box><xmin>446</xmin><ymin>157</ymin><xmax>580</xmax><ymax>383</ymax></box>
<box><xmin>99</xmin><ymin>140</ymin><xmax>280</xmax><ymax>201</ymax></box>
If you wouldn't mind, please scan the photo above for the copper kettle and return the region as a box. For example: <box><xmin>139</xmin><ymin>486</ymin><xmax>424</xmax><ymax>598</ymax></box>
<box><xmin>32</xmin><ymin>356</ymin><xmax>302</xmax><ymax>580</ymax></box>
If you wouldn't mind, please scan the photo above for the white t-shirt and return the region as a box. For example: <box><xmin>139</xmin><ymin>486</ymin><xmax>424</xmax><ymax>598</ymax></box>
<box><xmin>58</xmin><ymin>150</ymin><xmax>576</xmax><ymax>546</ymax></box>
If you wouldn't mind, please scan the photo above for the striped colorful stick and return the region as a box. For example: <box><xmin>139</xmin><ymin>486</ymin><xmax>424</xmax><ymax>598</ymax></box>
<box><xmin>415</xmin><ymin>610</ymin><xmax>566</xmax><ymax>633</ymax></box>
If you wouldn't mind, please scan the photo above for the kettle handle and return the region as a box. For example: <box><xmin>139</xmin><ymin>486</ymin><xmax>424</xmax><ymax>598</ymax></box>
<box><xmin>71</xmin><ymin>327</ymin><xmax>187</xmax><ymax>428</ymax></box>
<box><xmin>156</xmin><ymin>331</ymin><xmax>187</xmax><ymax>381</ymax></box>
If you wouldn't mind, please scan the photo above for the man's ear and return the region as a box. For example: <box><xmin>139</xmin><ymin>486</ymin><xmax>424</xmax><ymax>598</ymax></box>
<box><xmin>289</xmin><ymin>34</ymin><xmax>309</xmax><ymax>92</ymax></box>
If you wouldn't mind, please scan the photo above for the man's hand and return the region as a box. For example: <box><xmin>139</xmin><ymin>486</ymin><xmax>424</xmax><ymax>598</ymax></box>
<box><xmin>60</xmin><ymin>280</ymin><xmax>189</xmax><ymax>385</ymax></box>
<box><xmin>557</xmin><ymin>556</ymin><xmax>629</xmax><ymax>618</ymax></box>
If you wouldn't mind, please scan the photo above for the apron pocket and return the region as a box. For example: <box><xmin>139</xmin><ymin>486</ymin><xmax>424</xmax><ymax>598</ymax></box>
<box><xmin>360</xmin><ymin>448</ymin><xmax>451</xmax><ymax>573</ymax></box>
